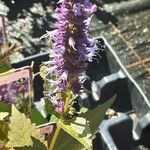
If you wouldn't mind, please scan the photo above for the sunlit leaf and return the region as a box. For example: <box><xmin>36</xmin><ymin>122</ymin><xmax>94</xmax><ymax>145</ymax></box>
<box><xmin>6</xmin><ymin>105</ymin><xmax>47</xmax><ymax>149</ymax></box>
<box><xmin>50</xmin><ymin>95</ymin><xmax>116</xmax><ymax>150</ymax></box>
<box><xmin>70</xmin><ymin>117</ymin><xmax>88</xmax><ymax>135</ymax></box>
<box><xmin>58</xmin><ymin>117</ymin><xmax>92</xmax><ymax>149</ymax></box>
<box><xmin>49</xmin><ymin>114</ymin><xmax>59</xmax><ymax>124</ymax></box>
<box><xmin>0</xmin><ymin>112</ymin><xmax>9</xmax><ymax>120</ymax></box>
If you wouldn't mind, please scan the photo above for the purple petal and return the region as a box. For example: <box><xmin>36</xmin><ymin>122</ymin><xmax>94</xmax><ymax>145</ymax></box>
<box><xmin>55</xmin><ymin>101</ymin><xmax>64</xmax><ymax>113</ymax></box>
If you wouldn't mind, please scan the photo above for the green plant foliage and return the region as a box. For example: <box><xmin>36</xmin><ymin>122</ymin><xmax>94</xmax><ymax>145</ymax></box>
<box><xmin>0</xmin><ymin>121</ymin><xmax>9</xmax><ymax>142</ymax></box>
<box><xmin>31</xmin><ymin>107</ymin><xmax>48</xmax><ymax>126</ymax></box>
<box><xmin>6</xmin><ymin>105</ymin><xmax>47</xmax><ymax>149</ymax></box>
<box><xmin>81</xmin><ymin>95</ymin><xmax>116</xmax><ymax>135</ymax></box>
<box><xmin>0</xmin><ymin>95</ymin><xmax>115</xmax><ymax>150</ymax></box>
<box><xmin>15</xmin><ymin>137</ymin><xmax>47</xmax><ymax>150</ymax></box>
<box><xmin>0</xmin><ymin>112</ymin><xmax>9</xmax><ymax>120</ymax></box>
<box><xmin>0</xmin><ymin>112</ymin><xmax>9</xmax><ymax>143</ymax></box>
<box><xmin>49</xmin><ymin>114</ymin><xmax>59</xmax><ymax>124</ymax></box>
<box><xmin>0</xmin><ymin>64</ymin><xmax>11</xmax><ymax>73</ymax></box>
<box><xmin>54</xmin><ymin>129</ymin><xmax>86</xmax><ymax>150</ymax></box>
<box><xmin>51</xmin><ymin>95</ymin><xmax>116</xmax><ymax>150</ymax></box>
<box><xmin>59</xmin><ymin>117</ymin><xmax>92</xmax><ymax>149</ymax></box>
<box><xmin>0</xmin><ymin>102</ymin><xmax>11</xmax><ymax>113</ymax></box>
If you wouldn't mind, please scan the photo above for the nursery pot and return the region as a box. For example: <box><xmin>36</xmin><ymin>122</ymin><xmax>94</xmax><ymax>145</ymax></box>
<box><xmin>90</xmin><ymin>37</ymin><xmax>150</xmax><ymax>150</ymax></box>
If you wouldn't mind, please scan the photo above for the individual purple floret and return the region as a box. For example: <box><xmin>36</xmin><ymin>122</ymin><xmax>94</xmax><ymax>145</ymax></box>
<box><xmin>55</xmin><ymin>101</ymin><xmax>64</xmax><ymax>113</ymax></box>
<box><xmin>44</xmin><ymin>0</ymin><xmax>98</xmax><ymax>113</ymax></box>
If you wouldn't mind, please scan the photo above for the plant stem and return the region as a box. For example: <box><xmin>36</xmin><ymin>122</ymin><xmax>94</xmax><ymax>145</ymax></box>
<box><xmin>48</xmin><ymin>123</ymin><xmax>61</xmax><ymax>150</ymax></box>
<box><xmin>48</xmin><ymin>92</ymin><xmax>71</xmax><ymax>150</ymax></box>
<box><xmin>63</xmin><ymin>91</ymin><xmax>71</xmax><ymax>114</ymax></box>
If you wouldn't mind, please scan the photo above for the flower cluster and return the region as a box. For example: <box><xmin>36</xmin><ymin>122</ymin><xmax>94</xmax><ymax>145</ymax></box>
<box><xmin>44</xmin><ymin>0</ymin><xmax>98</xmax><ymax>114</ymax></box>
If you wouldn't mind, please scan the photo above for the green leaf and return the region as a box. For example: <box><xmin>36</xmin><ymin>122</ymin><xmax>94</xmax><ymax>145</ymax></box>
<box><xmin>54</xmin><ymin>129</ymin><xmax>86</xmax><ymax>150</ymax></box>
<box><xmin>6</xmin><ymin>105</ymin><xmax>47</xmax><ymax>149</ymax></box>
<box><xmin>49</xmin><ymin>95</ymin><xmax>116</xmax><ymax>150</ymax></box>
<box><xmin>0</xmin><ymin>112</ymin><xmax>9</xmax><ymax>120</ymax></box>
<box><xmin>70</xmin><ymin>117</ymin><xmax>89</xmax><ymax>135</ymax></box>
<box><xmin>49</xmin><ymin>114</ymin><xmax>59</xmax><ymax>124</ymax></box>
<box><xmin>81</xmin><ymin>95</ymin><xmax>116</xmax><ymax>135</ymax></box>
<box><xmin>0</xmin><ymin>102</ymin><xmax>11</xmax><ymax>113</ymax></box>
<box><xmin>31</xmin><ymin>107</ymin><xmax>48</xmax><ymax>126</ymax></box>
<box><xmin>58</xmin><ymin>117</ymin><xmax>92</xmax><ymax>149</ymax></box>
<box><xmin>15</xmin><ymin>137</ymin><xmax>47</xmax><ymax>150</ymax></box>
<box><xmin>48</xmin><ymin>117</ymin><xmax>92</xmax><ymax>150</ymax></box>
<box><xmin>0</xmin><ymin>64</ymin><xmax>11</xmax><ymax>73</ymax></box>
<box><xmin>0</xmin><ymin>121</ymin><xmax>9</xmax><ymax>142</ymax></box>
<box><xmin>79</xmin><ymin>107</ymin><xmax>88</xmax><ymax>114</ymax></box>
<box><xmin>76</xmin><ymin>107</ymin><xmax>88</xmax><ymax>115</ymax></box>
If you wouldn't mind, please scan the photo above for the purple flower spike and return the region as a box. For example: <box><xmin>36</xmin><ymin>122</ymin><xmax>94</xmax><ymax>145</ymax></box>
<box><xmin>44</xmin><ymin>0</ymin><xmax>98</xmax><ymax>114</ymax></box>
